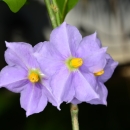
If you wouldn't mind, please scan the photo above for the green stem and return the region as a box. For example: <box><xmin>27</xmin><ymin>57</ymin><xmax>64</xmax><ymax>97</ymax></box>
<box><xmin>52</xmin><ymin>0</ymin><xmax>61</xmax><ymax>25</ymax></box>
<box><xmin>44</xmin><ymin>0</ymin><xmax>58</xmax><ymax>28</ymax></box>
<box><xmin>70</xmin><ymin>104</ymin><xmax>79</xmax><ymax>130</ymax></box>
<box><xmin>62</xmin><ymin>0</ymin><xmax>68</xmax><ymax>21</ymax></box>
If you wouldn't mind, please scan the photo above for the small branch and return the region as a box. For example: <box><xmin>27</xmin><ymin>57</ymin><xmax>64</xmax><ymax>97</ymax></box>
<box><xmin>52</xmin><ymin>0</ymin><xmax>61</xmax><ymax>25</ymax></box>
<box><xmin>44</xmin><ymin>0</ymin><xmax>58</xmax><ymax>28</ymax></box>
<box><xmin>70</xmin><ymin>104</ymin><xmax>79</xmax><ymax>130</ymax></box>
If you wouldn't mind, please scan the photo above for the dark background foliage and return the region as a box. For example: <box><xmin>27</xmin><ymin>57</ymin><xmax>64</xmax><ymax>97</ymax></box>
<box><xmin>0</xmin><ymin>0</ymin><xmax>130</xmax><ymax>130</ymax></box>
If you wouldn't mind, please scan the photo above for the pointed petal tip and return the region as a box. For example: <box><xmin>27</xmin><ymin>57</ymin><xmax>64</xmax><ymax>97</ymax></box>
<box><xmin>26</xmin><ymin>113</ymin><xmax>29</xmax><ymax>117</ymax></box>
<box><xmin>101</xmin><ymin>98</ymin><xmax>107</xmax><ymax>106</ymax></box>
<box><xmin>102</xmin><ymin>101</ymin><xmax>107</xmax><ymax>106</ymax></box>
<box><xmin>51</xmin><ymin>101</ymin><xmax>61</xmax><ymax>111</ymax></box>
<box><xmin>0</xmin><ymin>85</ymin><xmax>3</xmax><ymax>88</ymax></box>
<box><xmin>115</xmin><ymin>61</ymin><xmax>119</xmax><ymax>66</ymax></box>
<box><xmin>102</xmin><ymin>47</ymin><xmax>108</xmax><ymax>52</ymax></box>
<box><xmin>93</xmin><ymin>31</ymin><xmax>97</xmax><ymax>36</ymax></box>
<box><xmin>54</xmin><ymin>101</ymin><xmax>61</xmax><ymax>111</ymax></box>
<box><xmin>57</xmin><ymin>105</ymin><xmax>61</xmax><ymax>111</ymax></box>
<box><xmin>57</xmin><ymin>100</ymin><xmax>62</xmax><ymax>111</ymax></box>
<box><xmin>65</xmin><ymin>98</ymin><xmax>74</xmax><ymax>104</ymax></box>
<box><xmin>26</xmin><ymin>112</ymin><xmax>31</xmax><ymax>117</ymax></box>
<box><xmin>5</xmin><ymin>41</ymin><xmax>9</xmax><ymax>47</ymax></box>
<box><xmin>112</xmin><ymin>61</ymin><xmax>118</xmax><ymax>69</ymax></box>
<box><xmin>66</xmin><ymin>101</ymin><xmax>71</xmax><ymax>104</ymax></box>
<box><xmin>62</xmin><ymin>21</ymin><xmax>67</xmax><ymax>25</ymax></box>
<box><xmin>59</xmin><ymin>21</ymin><xmax>68</xmax><ymax>29</ymax></box>
<box><xmin>25</xmin><ymin>108</ymin><xmax>36</xmax><ymax>117</ymax></box>
<box><xmin>90</xmin><ymin>32</ymin><xmax>97</xmax><ymax>40</ymax></box>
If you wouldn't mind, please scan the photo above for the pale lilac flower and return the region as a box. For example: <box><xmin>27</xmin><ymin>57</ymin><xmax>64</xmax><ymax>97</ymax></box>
<box><xmin>84</xmin><ymin>54</ymin><xmax>118</xmax><ymax>105</ymax></box>
<box><xmin>71</xmin><ymin>45</ymin><xmax>118</xmax><ymax>105</ymax></box>
<box><xmin>0</xmin><ymin>42</ymin><xmax>58</xmax><ymax>116</ymax></box>
<box><xmin>34</xmin><ymin>22</ymin><xmax>115</xmax><ymax>105</ymax></box>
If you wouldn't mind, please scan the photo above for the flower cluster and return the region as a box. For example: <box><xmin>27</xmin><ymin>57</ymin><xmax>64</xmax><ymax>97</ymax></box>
<box><xmin>0</xmin><ymin>22</ymin><xmax>118</xmax><ymax>116</ymax></box>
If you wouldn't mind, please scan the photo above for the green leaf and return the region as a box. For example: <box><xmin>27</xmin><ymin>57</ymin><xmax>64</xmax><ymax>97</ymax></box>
<box><xmin>55</xmin><ymin>0</ymin><xmax>79</xmax><ymax>21</ymax></box>
<box><xmin>3</xmin><ymin>0</ymin><xmax>27</xmax><ymax>13</ymax></box>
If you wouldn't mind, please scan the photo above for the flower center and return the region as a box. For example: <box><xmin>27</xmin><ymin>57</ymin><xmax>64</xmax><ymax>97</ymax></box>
<box><xmin>70</xmin><ymin>58</ymin><xmax>83</xmax><ymax>68</ymax></box>
<box><xmin>28</xmin><ymin>72</ymin><xmax>39</xmax><ymax>83</ymax></box>
<box><xmin>94</xmin><ymin>70</ymin><xmax>104</xmax><ymax>76</ymax></box>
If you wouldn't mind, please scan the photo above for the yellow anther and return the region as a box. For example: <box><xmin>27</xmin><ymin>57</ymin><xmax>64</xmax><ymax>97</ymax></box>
<box><xmin>94</xmin><ymin>70</ymin><xmax>104</xmax><ymax>76</ymax></box>
<box><xmin>28</xmin><ymin>72</ymin><xmax>39</xmax><ymax>83</ymax></box>
<box><xmin>70</xmin><ymin>58</ymin><xmax>83</xmax><ymax>68</ymax></box>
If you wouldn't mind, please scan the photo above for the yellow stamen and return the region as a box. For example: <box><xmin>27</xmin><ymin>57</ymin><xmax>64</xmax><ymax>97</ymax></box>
<box><xmin>94</xmin><ymin>70</ymin><xmax>104</xmax><ymax>76</ymax></box>
<box><xmin>28</xmin><ymin>72</ymin><xmax>39</xmax><ymax>83</ymax></box>
<box><xmin>70</xmin><ymin>58</ymin><xmax>83</xmax><ymax>68</ymax></box>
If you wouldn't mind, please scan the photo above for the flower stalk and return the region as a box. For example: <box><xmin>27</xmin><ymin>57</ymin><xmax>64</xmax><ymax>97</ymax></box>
<box><xmin>52</xmin><ymin>0</ymin><xmax>61</xmax><ymax>26</ymax></box>
<box><xmin>70</xmin><ymin>104</ymin><xmax>79</xmax><ymax>130</ymax></box>
<box><xmin>44</xmin><ymin>0</ymin><xmax>58</xmax><ymax>28</ymax></box>
<box><xmin>44</xmin><ymin>0</ymin><xmax>61</xmax><ymax>28</ymax></box>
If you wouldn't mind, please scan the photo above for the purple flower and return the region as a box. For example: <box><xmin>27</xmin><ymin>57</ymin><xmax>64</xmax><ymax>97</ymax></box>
<box><xmin>70</xmin><ymin>49</ymin><xmax>118</xmax><ymax>105</ymax></box>
<box><xmin>34</xmin><ymin>22</ymin><xmax>117</xmax><ymax>105</ymax></box>
<box><xmin>0</xmin><ymin>42</ymin><xmax>58</xmax><ymax>116</ymax></box>
<box><xmin>85</xmin><ymin>54</ymin><xmax>118</xmax><ymax>105</ymax></box>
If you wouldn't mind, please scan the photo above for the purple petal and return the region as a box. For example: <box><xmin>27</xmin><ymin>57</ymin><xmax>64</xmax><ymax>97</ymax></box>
<box><xmin>50</xmin><ymin>66</ymin><xmax>70</xmax><ymax>105</ymax></box>
<box><xmin>96</xmin><ymin>36</ymin><xmax>102</xmax><ymax>48</ymax></box>
<box><xmin>76</xmin><ymin>32</ymin><xmax>101</xmax><ymax>58</ymax></box>
<box><xmin>81</xmin><ymin>70</ymin><xmax>97</xmax><ymax>89</ymax></box>
<box><xmin>20</xmin><ymin>82</ymin><xmax>47</xmax><ymax>117</ymax></box>
<box><xmin>66</xmin><ymin>24</ymin><xmax>82</xmax><ymax>56</ymax></box>
<box><xmin>34</xmin><ymin>42</ymin><xmax>55</xmax><ymax>58</ymax></box>
<box><xmin>33</xmin><ymin>42</ymin><xmax>45</xmax><ymax>53</ymax></box>
<box><xmin>5</xmin><ymin>42</ymin><xmax>39</xmax><ymax>70</ymax></box>
<box><xmin>87</xmin><ymin>82</ymin><xmax>108</xmax><ymax>105</ymax></box>
<box><xmin>0</xmin><ymin>66</ymin><xmax>27</xmax><ymax>92</ymax></box>
<box><xmin>41</xmin><ymin>79</ymin><xmax>60</xmax><ymax>109</ymax></box>
<box><xmin>71</xmin><ymin>98</ymin><xmax>82</xmax><ymax>105</ymax></box>
<box><xmin>34</xmin><ymin>41</ymin><xmax>63</xmax><ymax>60</ymax></box>
<box><xmin>50</xmin><ymin>22</ymin><xmax>71</xmax><ymax>58</ymax></box>
<box><xmin>79</xmin><ymin>71</ymin><xmax>108</xmax><ymax>105</ymax></box>
<box><xmin>63</xmin><ymin>73</ymin><xmax>75</xmax><ymax>103</ymax></box>
<box><xmin>34</xmin><ymin>42</ymin><xmax>64</xmax><ymax>76</ymax></box>
<box><xmin>83</xmin><ymin>47</ymin><xmax>107</xmax><ymax>73</ymax></box>
<box><xmin>99</xmin><ymin>54</ymin><xmax>118</xmax><ymax>82</ymax></box>
<box><xmin>74</xmin><ymin>71</ymin><xmax>99</xmax><ymax>102</ymax></box>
